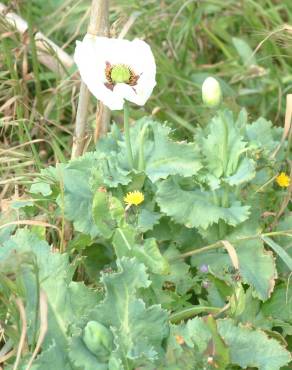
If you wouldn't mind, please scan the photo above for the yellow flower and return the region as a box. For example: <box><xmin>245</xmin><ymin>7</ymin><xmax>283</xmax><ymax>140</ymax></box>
<box><xmin>124</xmin><ymin>191</ymin><xmax>144</xmax><ymax>206</ymax></box>
<box><xmin>276</xmin><ymin>172</ymin><xmax>290</xmax><ymax>188</ymax></box>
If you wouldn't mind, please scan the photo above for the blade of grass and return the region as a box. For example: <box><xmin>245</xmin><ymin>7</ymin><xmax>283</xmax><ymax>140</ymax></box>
<box><xmin>26</xmin><ymin>1</ymin><xmax>44</xmax><ymax>115</ymax></box>
<box><xmin>71</xmin><ymin>0</ymin><xmax>109</xmax><ymax>159</ymax></box>
<box><xmin>261</xmin><ymin>235</ymin><xmax>292</xmax><ymax>271</ymax></box>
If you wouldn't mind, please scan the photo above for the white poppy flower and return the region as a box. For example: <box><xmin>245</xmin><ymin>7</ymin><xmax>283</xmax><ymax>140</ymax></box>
<box><xmin>74</xmin><ymin>34</ymin><xmax>156</xmax><ymax>111</ymax></box>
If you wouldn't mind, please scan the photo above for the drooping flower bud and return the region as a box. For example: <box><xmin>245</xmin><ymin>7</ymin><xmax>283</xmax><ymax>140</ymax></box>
<box><xmin>83</xmin><ymin>321</ymin><xmax>113</xmax><ymax>359</ymax></box>
<box><xmin>202</xmin><ymin>77</ymin><xmax>222</xmax><ymax>107</ymax></box>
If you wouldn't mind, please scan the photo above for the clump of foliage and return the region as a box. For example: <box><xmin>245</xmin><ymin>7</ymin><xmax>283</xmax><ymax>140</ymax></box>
<box><xmin>1</xmin><ymin>0</ymin><xmax>292</xmax><ymax>369</ymax></box>
<box><xmin>1</xmin><ymin>107</ymin><xmax>291</xmax><ymax>369</ymax></box>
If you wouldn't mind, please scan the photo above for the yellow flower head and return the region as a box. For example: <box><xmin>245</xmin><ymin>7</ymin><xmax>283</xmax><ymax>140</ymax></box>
<box><xmin>124</xmin><ymin>191</ymin><xmax>144</xmax><ymax>206</ymax></box>
<box><xmin>276</xmin><ymin>172</ymin><xmax>290</xmax><ymax>188</ymax></box>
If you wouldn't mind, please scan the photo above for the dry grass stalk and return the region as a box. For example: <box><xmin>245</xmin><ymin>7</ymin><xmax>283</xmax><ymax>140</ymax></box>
<box><xmin>71</xmin><ymin>0</ymin><xmax>109</xmax><ymax>159</ymax></box>
<box><xmin>25</xmin><ymin>292</ymin><xmax>48</xmax><ymax>370</ymax></box>
<box><xmin>94</xmin><ymin>102</ymin><xmax>111</xmax><ymax>142</ymax></box>
<box><xmin>221</xmin><ymin>240</ymin><xmax>240</xmax><ymax>270</ymax></box>
<box><xmin>271</xmin><ymin>94</ymin><xmax>292</xmax><ymax>158</ymax></box>
<box><xmin>13</xmin><ymin>298</ymin><xmax>27</xmax><ymax>370</ymax></box>
<box><xmin>0</xmin><ymin>220</ymin><xmax>62</xmax><ymax>239</ymax></box>
<box><xmin>0</xmin><ymin>3</ymin><xmax>73</xmax><ymax>74</ymax></box>
<box><xmin>0</xmin><ymin>349</ymin><xmax>16</xmax><ymax>365</ymax></box>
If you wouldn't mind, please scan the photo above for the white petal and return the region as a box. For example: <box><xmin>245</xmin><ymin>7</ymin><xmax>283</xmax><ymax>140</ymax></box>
<box><xmin>127</xmin><ymin>40</ymin><xmax>156</xmax><ymax>105</ymax></box>
<box><xmin>74</xmin><ymin>36</ymin><xmax>123</xmax><ymax>110</ymax></box>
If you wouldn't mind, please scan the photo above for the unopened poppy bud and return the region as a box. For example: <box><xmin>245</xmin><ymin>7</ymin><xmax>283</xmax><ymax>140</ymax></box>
<box><xmin>83</xmin><ymin>321</ymin><xmax>113</xmax><ymax>358</ymax></box>
<box><xmin>202</xmin><ymin>77</ymin><xmax>222</xmax><ymax>107</ymax></box>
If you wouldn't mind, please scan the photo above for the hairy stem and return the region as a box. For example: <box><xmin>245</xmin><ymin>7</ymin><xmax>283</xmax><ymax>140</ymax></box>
<box><xmin>170</xmin><ymin>306</ymin><xmax>221</xmax><ymax>323</ymax></box>
<box><xmin>138</xmin><ymin>123</ymin><xmax>149</xmax><ymax>171</ymax></box>
<box><xmin>218</xmin><ymin>184</ymin><xmax>229</xmax><ymax>238</ymax></box>
<box><xmin>124</xmin><ymin>102</ymin><xmax>134</xmax><ymax>168</ymax></box>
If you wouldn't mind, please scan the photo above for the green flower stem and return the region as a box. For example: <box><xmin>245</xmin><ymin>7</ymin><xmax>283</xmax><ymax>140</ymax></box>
<box><xmin>218</xmin><ymin>111</ymin><xmax>230</xmax><ymax>238</ymax></box>
<box><xmin>170</xmin><ymin>306</ymin><xmax>221</xmax><ymax>323</ymax></box>
<box><xmin>221</xmin><ymin>112</ymin><xmax>229</xmax><ymax>175</ymax></box>
<box><xmin>138</xmin><ymin>123</ymin><xmax>149</xmax><ymax>171</ymax></box>
<box><xmin>212</xmin><ymin>190</ymin><xmax>220</xmax><ymax>206</ymax></box>
<box><xmin>124</xmin><ymin>101</ymin><xmax>134</xmax><ymax>168</ymax></box>
<box><xmin>218</xmin><ymin>221</ymin><xmax>226</xmax><ymax>240</ymax></box>
<box><xmin>219</xmin><ymin>184</ymin><xmax>229</xmax><ymax>238</ymax></box>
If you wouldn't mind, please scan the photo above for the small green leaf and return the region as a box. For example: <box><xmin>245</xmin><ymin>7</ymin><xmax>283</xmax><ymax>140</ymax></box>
<box><xmin>62</xmin><ymin>153</ymin><xmax>128</xmax><ymax>238</ymax></box>
<box><xmin>30</xmin><ymin>182</ymin><xmax>52</xmax><ymax>196</ymax></box>
<box><xmin>133</xmin><ymin>238</ymin><xmax>170</xmax><ymax>275</ymax></box>
<box><xmin>172</xmin><ymin>317</ymin><xmax>211</xmax><ymax>352</ymax></box>
<box><xmin>113</xmin><ymin>227</ymin><xmax>169</xmax><ymax>275</ymax></box>
<box><xmin>62</xmin><ymin>153</ymin><xmax>100</xmax><ymax>237</ymax></box>
<box><xmin>232</xmin><ymin>37</ymin><xmax>257</xmax><ymax>65</ymax></box>
<box><xmin>198</xmin><ymin>109</ymin><xmax>248</xmax><ymax>178</ymax></box>
<box><xmin>163</xmin><ymin>317</ymin><xmax>211</xmax><ymax>369</ymax></box>
<box><xmin>92</xmin><ymin>191</ymin><xmax>124</xmax><ymax>239</ymax></box>
<box><xmin>112</xmin><ymin>226</ymin><xmax>136</xmax><ymax>257</ymax></box>
<box><xmin>245</xmin><ymin>117</ymin><xmax>280</xmax><ymax>155</ymax></box>
<box><xmin>262</xmin><ymin>284</ymin><xmax>292</xmax><ymax>323</ymax></box>
<box><xmin>229</xmin><ymin>284</ymin><xmax>246</xmax><ymax>317</ymax></box>
<box><xmin>137</xmin><ymin>208</ymin><xmax>161</xmax><ymax>232</ymax></box>
<box><xmin>98</xmin><ymin>154</ymin><xmax>131</xmax><ymax>187</ymax></box>
<box><xmin>224</xmin><ymin>157</ymin><xmax>256</xmax><ymax>186</ymax></box>
<box><xmin>92</xmin><ymin>191</ymin><xmax>115</xmax><ymax>239</ymax></box>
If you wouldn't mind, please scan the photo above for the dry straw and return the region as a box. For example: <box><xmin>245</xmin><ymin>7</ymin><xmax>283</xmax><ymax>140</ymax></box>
<box><xmin>71</xmin><ymin>0</ymin><xmax>110</xmax><ymax>159</ymax></box>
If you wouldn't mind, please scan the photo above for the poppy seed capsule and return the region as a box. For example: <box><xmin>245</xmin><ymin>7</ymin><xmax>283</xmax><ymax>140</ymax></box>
<box><xmin>202</xmin><ymin>76</ymin><xmax>222</xmax><ymax>107</ymax></box>
<box><xmin>110</xmin><ymin>65</ymin><xmax>131</xmax><ymax>84</ymax></box>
